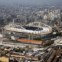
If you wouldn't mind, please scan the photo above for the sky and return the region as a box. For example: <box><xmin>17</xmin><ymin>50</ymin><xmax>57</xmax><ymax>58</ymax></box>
<box><xmin>0</xmin><ymin>0</ymin><xmax>62</xmax><ymax>6</ymax></box>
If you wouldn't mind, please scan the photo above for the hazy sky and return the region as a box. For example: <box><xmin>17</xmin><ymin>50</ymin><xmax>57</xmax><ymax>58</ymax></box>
<box><xmin>0</xmin><ymin>0</ymin><xmax>62</xmax><ymax>6</ymax></box>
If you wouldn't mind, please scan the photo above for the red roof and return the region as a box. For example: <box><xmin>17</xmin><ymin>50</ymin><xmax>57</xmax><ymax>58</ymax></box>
<box><xmin>16</xmin><ymin>38</ymin><xmax>42</xmax><ymax>45</ymax></box>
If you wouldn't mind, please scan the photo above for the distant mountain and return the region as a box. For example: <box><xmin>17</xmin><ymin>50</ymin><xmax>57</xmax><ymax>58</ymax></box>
<box><xmin>0</xmin><ymin>0</ymin><xmax>62</xmax><ymax>7</ymax></box>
